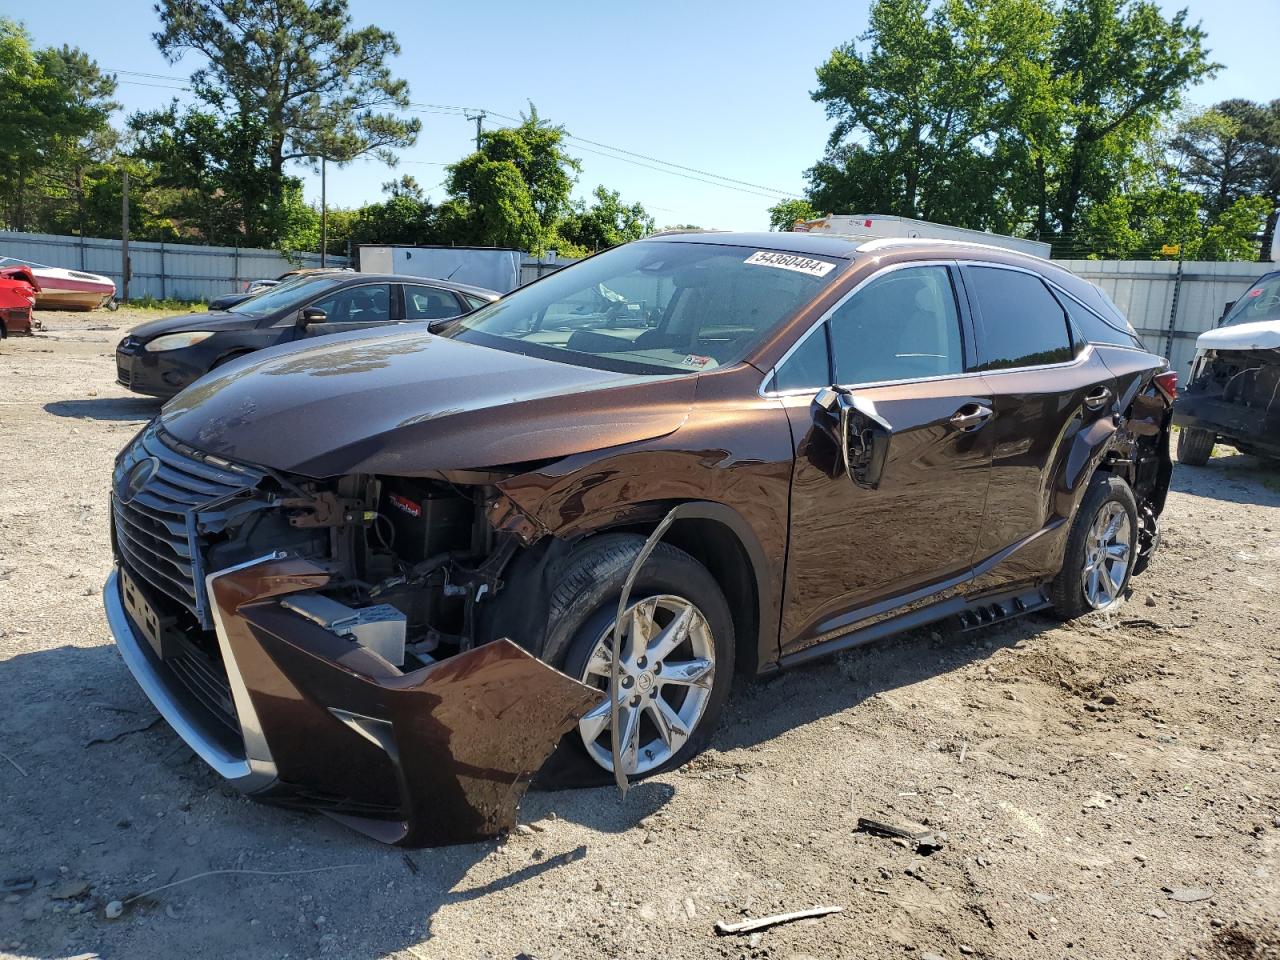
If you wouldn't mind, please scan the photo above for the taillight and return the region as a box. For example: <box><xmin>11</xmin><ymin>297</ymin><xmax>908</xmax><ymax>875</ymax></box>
<box><xmin>1154</xmin><ymin>370</ymin><xmax>1178</xmax><ymax>400</ymax></box>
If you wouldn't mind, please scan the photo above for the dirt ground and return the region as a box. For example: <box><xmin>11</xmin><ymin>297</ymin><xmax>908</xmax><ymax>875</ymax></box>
<box><xmin>1</xmin><ymin>309</ymin><xmax>1278</xmax><ymax>960</ymax></box>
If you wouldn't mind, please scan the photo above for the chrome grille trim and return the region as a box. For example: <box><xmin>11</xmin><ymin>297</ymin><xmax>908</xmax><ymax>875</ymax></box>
<box><xmin>112</xmin><ymin>424</ymin><xmax>263</xmax><ymax>626</ymax></box>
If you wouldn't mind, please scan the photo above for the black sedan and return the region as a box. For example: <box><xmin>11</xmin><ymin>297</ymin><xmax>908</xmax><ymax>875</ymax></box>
<box><xmin>115</xmin><ymin>273</ymin><xmax>500</xmax><ymax>399</ymax></box>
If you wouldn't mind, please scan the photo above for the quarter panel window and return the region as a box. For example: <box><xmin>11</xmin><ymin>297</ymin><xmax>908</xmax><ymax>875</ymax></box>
<box><xmin>966</xmin><ymin>267</ymin><xmax>1072</xmax><ymax>370</ymax></box>
<box><xmin>405</xmin><ymin>285</ymin><xmax>463</xmax><ymax>320</ymax></box>
<box><xmin>774</xmin><ymin>326</ymin><xmax>831</xmax><ymax>392</ymax></box>
<box><xmin>1052</xmin><ymin>288</ymin><xmax>1139</xmax><ymax>348</ymax></box>
<box><xmin>828</xmin><ymin>266</ymin><xmax>964</xmax><ymax>385</ymax></box>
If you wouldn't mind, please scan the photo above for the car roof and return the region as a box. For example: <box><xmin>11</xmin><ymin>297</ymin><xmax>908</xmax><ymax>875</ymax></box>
<box><xmin>334</xmin><ymin>274</ymin><xmax>501</xmax><ymax>299</ymax></box>
<box><xmin>642</xmin><ymin>230</ymin><xmax>1059</xmax><ymax>266</ymax></box>
<box><xmin>641</xmin><ymin>230</ymin><xmax>865</xmax><ymax>258</ymax></box>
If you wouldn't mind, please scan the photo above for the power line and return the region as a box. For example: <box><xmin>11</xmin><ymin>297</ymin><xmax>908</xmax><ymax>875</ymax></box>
<box><xmin>107</xmin><ymin>72</ymin><xmax>798</xmax><ymax>203</ymax></box>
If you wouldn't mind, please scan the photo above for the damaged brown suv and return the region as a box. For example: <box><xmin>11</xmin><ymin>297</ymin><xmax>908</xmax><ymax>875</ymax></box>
<box><xmin>104</xmin><ymin>232</ymin><xmax>1175</xmax><ymax>846</ymax></box>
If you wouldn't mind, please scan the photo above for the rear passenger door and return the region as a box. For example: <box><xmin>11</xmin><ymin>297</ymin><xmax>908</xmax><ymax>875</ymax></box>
<box><xmin>958</xmin><ymin>264</ymin><xmax>1119</xmax><ymax>590</ymax></box>
<box><xmin>402</xmin><ymin>284</ymin><xmax>467</xmax><ymax>321</ymax></box>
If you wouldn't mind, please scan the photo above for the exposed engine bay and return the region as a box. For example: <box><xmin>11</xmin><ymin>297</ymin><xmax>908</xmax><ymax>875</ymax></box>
<box><xmin>1179</xmin><ymin>345</ymin><xmax>1280</xmax><ymax>458</ymax></box>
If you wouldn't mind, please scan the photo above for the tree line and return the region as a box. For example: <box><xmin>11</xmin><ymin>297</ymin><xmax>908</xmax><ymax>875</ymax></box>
<box><xmin>0</xmin><ymin>1</ymin><xmax>653</xmax><ymax>261</ymax></box>
<box><xmin>769</xmin><ymin>0</ymin><xmax>1279</xmax><ymax>262</ymax></box>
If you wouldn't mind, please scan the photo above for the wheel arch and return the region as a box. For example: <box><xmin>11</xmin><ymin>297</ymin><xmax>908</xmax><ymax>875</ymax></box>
<box><xmin>606</xmin><ymin>502</ymin><xmax>771</xmax><ymax>677</ymax></box>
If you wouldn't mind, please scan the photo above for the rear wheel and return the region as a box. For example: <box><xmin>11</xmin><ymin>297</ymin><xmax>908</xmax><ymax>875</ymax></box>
<box><xmin>1176</xmin><ymin>426</ymin><xmax>1216</xmax><ymax>466</ymax></box>
<box><xmin>534</xmin><ymin>534</ymin><xmax>734</xmax><ymax>788</ymax></box>
<box><xmin>1051</xmin><ymin>474</ymin><xmax>1138</xmax><ymax>619</ymax></box>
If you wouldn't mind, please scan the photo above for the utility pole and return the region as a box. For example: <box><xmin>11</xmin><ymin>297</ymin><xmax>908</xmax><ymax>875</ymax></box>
<box><xmin>320</xmin><ymin>155</ymin><xmax>328</xmax><ymax>268</ymax></box>
<box><xmin>120</xmin><ymin>167</ymin><xmax>130</xmax><ymax>304</ymax></box>
<box><xmin>465</xmin><ymin>110</ymin><xmax>486</xmax><ymax>152</ymax></box>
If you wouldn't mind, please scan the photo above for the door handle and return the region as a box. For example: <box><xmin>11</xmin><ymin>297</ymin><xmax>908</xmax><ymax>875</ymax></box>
<box><xmin>950</xmin><ymin>403</ymin><xmax>992</xmax><ymax>430</ymax></box>
<box><xmin>1084</xmin><ymin>386</ymin><xmax>1112</xmax><ymax>411</ymax></box>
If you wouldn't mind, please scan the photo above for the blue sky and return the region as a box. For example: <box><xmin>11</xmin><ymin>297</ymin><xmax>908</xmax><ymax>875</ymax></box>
<box><xmin>8</xmin><ymin>0</ymin><xmax>1274</xmax><ymax>230</ymax></box>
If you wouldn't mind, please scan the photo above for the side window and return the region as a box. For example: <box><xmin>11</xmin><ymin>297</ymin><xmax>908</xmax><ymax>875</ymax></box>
<box><xmin>464</xmin><ymin>294</ymin><xmax>491</xmax><ymax>311</ymax></box>
<box><xmin>827</xmin><ymin>266</ymin><xmax>964</xmax><ymax>385</ymax></box>
<box><xmin>310</xmin><ymin>284</ymin><xmax>392</xmax><ymax>323</ymax></box>
<box><xmin>1052</xmin><ymin>288</ymin><xmax>1138</xmax><ymax>348</ymax></box>
<box><xmin>404</xmin><ymin>285</ymin><xmax>463</xmax><ymax>320</ymax></box>
<box><xmin>966</xmin><ymin>267</ymin><xmax>1072</xmax><ymax>370</ymax></box>
<box><xmin>774</xmin><ymin>326</ymin><xmax>831</xmax><ymax>392</ymax></box>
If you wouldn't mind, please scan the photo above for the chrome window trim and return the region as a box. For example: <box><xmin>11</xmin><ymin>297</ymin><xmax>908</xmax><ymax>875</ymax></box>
<box><xmin>760</xmin><ymin>259</ymin><xmax>1112</xmax><ymax>399</ymax></box>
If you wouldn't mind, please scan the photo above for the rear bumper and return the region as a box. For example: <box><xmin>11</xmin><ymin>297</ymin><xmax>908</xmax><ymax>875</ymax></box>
<box><xmin>104</xmin><ymin>556</ymin><xmax>601</xmax><ymax>846</ymax></box>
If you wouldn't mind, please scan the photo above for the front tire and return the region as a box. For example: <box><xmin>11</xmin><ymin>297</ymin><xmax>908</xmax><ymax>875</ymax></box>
<box><xmin>1177</xmin><ymin>426</ymin><xmax>1216</xmax><ymax>466</ymax></box>
<box><xmin>1051</xmin><ymin>474</ymin><xmax>1138</xmax><ymax>619</ymax></box>
<box><xmin>535</xmin><ymin>533</ymin><xmax>734</xmax><ymax>788</ymax></box>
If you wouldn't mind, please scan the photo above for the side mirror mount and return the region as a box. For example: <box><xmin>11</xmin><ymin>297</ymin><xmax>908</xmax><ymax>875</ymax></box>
<box><xmin>812</xmin><ymin>387</ymin><xmax>893</xmax><ymax>489</ymax></box>
<box><xmin>298</xmin><ymin>307</ymin><xmax>327</xmax><ymax>326</ymax></box>
<box><xmin>1217</xmin><ymin>300</ymin><xmax>1235</xmax><ymax>325</ymax></box>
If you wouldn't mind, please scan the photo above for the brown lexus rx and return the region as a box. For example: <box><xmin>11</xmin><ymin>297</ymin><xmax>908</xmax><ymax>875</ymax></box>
<box><xmin>105</xmin><ymin>231</ymin><xmax>1175</xmax><ymax>846</ymax></box>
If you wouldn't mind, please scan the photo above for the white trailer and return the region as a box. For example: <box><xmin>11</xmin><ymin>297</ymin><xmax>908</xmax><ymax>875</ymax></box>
<box><xmin>794</xmin><ymin>214</ymin><xmax>1051</xmax><ymax>259</ymax></box>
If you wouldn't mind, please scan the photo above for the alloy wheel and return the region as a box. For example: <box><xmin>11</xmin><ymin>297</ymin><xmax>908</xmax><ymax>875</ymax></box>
<box><xmin>1081</xmin><ymin>501</ymin><xmax>1132</xmax><ymax>610</ymax></box>
<box><xmin>577</xmin><ymin>594</ymin><xmax>716</xmax><ymax>776</ymax></box>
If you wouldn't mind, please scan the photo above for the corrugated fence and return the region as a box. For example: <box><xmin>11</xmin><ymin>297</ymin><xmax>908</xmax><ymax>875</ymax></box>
<box><xmin>1058</xmin><ymin>259</ymin><xmax>1266</xmax><ymax>374</ymax></box>
<box><xmin>0</xmin><ymin>231</ymin><xmax>348</xmax><ymax>304</ymax></box>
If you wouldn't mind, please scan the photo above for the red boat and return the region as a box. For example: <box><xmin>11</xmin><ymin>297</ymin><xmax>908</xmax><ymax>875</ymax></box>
<box><xmin>0</xmin><ymin>264</ymin><xmax>40</xmax><ymax>336</ymax></box>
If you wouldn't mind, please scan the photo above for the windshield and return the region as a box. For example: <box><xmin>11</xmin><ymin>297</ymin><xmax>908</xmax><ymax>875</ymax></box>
<box><xmin>227</xmin><ymin>275</ymin><xmax>345</xmax><ymax>315</ymax></box>
<box><xmin>434</xmin><ymin>240</ymin><xmax>845</xmax><ymax>374</ymax></box>
<box><xmin>1222</xmin><ymin>272</ymin><xmax>1280</xmax><ymax>327</ymax></box>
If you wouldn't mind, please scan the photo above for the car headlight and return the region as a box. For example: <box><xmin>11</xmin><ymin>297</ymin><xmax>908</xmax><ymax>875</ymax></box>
<box><xmin>144</xmin><ymin>332</ymin><xmax>216</xmax><ymax>352</ymax></box>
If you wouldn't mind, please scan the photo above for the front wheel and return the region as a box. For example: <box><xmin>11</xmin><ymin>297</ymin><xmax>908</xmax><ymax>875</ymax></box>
<box><xmin>534</xmin><ymin>534</ymin><xmax>734</xmax><ymax>788</ymax></box>
<box><xmin>1051</xmin><ymin>474</ymin><xmax>1138</xmax><ymax>619</ymax></box>
<box><xmin>1176</xmin><ymin>426</ymin><xmax>1216</xmax><ymax>466</ymax></box>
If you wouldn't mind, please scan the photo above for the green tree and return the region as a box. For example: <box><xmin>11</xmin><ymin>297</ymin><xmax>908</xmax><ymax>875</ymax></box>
<box><xmin>442</xmin><ymin>107</ymin><xmax>581</xmax><ymax>250</ymax></box>
<box><xmin>557</xmin><ymin>186</ymin><xmax>653</xmax><ymax>253</ymax></box>
<box><xmin>150</xmin><ymin>0</ymin><xmax>419</xmax><ymax>238</ymax></box>
<box><xmin>767</xmin><ymin>198</ymin><xmax>820</xmax><ymax>231</ymax></box>
<box><xmin>803</xmin><ymin>0</ymin><xmax>1218</xmax><ymax>251</ymax></box>
<box><xmin>344</xmin><ymin>175</ymin><xmax>439</xmax><ymax>249</ymax></box>
<box><xmin>0</xmin><ymin>20</ymin><xmax>117</xmax><ymax>232</ymax></box>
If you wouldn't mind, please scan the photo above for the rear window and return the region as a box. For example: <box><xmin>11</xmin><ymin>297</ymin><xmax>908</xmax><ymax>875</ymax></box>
<box><xmin>966</xmin><ymin>266</ymin><xmax>1073</xmax><ymax>370</ymax></box>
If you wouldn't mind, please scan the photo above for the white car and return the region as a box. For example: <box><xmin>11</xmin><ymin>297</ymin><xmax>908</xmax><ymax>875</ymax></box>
<box><xmin>1174</xmin><ymin>270</ymin><xmax>1280</xmax><ymax>465</ymax></box>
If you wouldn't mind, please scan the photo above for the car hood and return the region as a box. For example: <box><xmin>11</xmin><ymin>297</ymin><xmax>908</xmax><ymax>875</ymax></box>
<box><xmin>1197</xmin><ymin>318</ymin><xmax>1280</xmax><ymax>352</ymax></box>
<box><xmin>128</xmin><ymin>310</ymin><xmax>256</xmax><ymax>340</ymax></box>
<box><xmin>158</xmin><ymin>327</ymin><xmax>696</xmax><ymax>477</ymax></box>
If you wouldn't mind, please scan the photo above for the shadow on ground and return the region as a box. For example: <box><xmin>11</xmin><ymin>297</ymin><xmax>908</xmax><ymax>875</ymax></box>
<box><xmin>44</xmin><ymin>398</ymin><xmax>162</xmax><ymax>422</ymax></box>
<box><xmin>1172</xmin><ymin>452</ymin><xmax>1280</xmax><ymax>507</ymax></box>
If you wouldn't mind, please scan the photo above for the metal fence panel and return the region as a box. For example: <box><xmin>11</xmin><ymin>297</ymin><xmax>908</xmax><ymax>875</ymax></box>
<box><xmin>1058</xmin><ymin>259</ymin><xmax>1267</xmax><ymax>374</ymax></box>
<box><xmin>0</xmin><ymin>231</ymin><xmax>348</xmax><ymax>303</ymax></box>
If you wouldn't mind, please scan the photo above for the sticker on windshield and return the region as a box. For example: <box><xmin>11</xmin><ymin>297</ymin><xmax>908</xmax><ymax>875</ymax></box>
<box><xmin>744</xmin><ymin>251</ymin><xmax>836</xmax><ymax>277</ymax></box>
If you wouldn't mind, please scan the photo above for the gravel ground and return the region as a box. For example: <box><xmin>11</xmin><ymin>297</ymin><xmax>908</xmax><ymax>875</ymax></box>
<box><xmin>1</xmin><ymin>310</ymin><xmax>1278</xmax><ymax>960</ymax></box>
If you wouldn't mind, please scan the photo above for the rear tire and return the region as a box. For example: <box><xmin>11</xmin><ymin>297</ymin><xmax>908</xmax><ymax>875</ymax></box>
<box><xmin>1051</xmin><ymin>474</ymin><xmax>1138</xmax><ymax>620</ymax></box>
<box><xmin>1176</xmin><ymin>426</ymin><xmax>1216</xmax><ymax>466</ymax></box>
<box><xmin>533</xmin><ymin>533</ymin><xmax>734</xmax><ymax>789</ymax></box>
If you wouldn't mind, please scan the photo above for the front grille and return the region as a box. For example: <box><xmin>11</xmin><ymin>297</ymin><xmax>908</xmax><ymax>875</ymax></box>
<box><xmin>168</xmin><ymin>651</ymin><xmax>240</xmax><ymax>737</ymax></box>
<box><xmin>116</xmin><ymin>359</ymin><xmax>132</xmax><ymax>385</ymax></box>
<box><xmin>112</xmin><ymin>425</ymin><xmax>261</xmax><ymax>625</ymax></box>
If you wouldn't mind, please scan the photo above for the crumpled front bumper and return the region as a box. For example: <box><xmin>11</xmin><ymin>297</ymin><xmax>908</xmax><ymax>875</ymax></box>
<box><xmin>103</xmin><ymin>555</ymin><xmax>602</xmax><ymax>846</ymax></box>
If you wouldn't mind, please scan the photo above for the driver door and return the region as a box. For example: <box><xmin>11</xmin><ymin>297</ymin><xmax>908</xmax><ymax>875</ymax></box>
<box><xmin>297</xmin><ymin>283</ymin><xmax>398</xmax><ymax>338</ymax></box>
<box><xmin>776</xmin><ymin>263</ymin><xmax>995</xmax><ymax>656</ymax></box>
